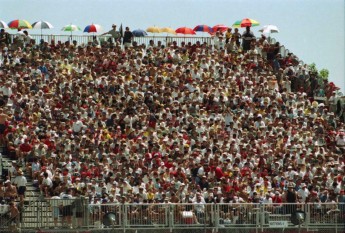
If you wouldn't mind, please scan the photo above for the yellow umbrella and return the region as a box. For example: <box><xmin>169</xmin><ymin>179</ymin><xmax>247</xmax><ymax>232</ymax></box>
<box><xmin>146</xmin><ymin>26</ymin><xmax>161</xmax><ymax>33</ymax></box>
<box><xmin>160</xmin><ymin>27</ymin><xmax>176</xmax><ymax>35</ymax></box>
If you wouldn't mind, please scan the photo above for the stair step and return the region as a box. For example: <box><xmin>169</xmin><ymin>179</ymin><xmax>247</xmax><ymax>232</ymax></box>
<box><xmin>1</xmin><ymin>153</ymin><xmax>52</xmax><ymax>229</ymax></box>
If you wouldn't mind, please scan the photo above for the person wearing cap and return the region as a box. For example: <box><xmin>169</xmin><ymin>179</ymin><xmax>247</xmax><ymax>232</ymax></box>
<box><xmin>13</xmin><ymin>169</ymin><xmax>27</xmax><ymax>204</ymax></box>
<box><xmin>101</xmin><ymin>24</ymin><xmax>121</xmax><ymax>44</ymax></box>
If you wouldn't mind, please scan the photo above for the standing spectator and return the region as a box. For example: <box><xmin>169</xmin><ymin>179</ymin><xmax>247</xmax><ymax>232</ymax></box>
<box><xmin>101</xmin><ymin>24</ymin><xmax>121</xmax><ymax>44</ymax></box>
<box><xmin>0</xmin><ymin>29</ymin><xmax>11</xmax><ymax>45</ymax></box>
<box><xmin>283</xmin><ymin>183</ymin><xmax>297</xmax><ymax>214</ymax></box>
<box><xmin>123</xmin><ymin>26</ymin><xmax>134</xmax><ymax>49</ymax></box>
<box><xmin>242</xmin><ymin>26</ymin><xmax>255</xmax><ymax>52</ymax></box>
<box><xmin>13</xmin><ymin>169</ymin><xmax>27</xmax><ymax>205</ymax></box>
<box><xmin>22</xmin><ymin>30</ymin><xmax>32</xmax><ymax>47</ymax></box>
<box><xmin>60</xmin><ymin>189</ymin><xmax>74</xmax><ymax>229</ymax></box>
<box><xmin>232</xmin><ymin>28</ymin><xmax>241</xmax><ymax>47</ymax></box>
<box><xmin>225</xmin><ymin>28</ymin><xmax>232</xmax><ymax>44</ymax></box>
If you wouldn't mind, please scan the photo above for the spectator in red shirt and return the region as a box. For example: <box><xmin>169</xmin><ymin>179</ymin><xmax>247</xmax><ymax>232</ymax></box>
<box><xmin>17</xmin><ymin>139</ymin><xmax>32</xmax><ymax>165</ymax></box>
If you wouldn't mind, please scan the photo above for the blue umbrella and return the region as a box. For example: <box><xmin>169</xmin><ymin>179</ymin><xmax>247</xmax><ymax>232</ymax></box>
<box><xmin>132</xmin><ymin>29</ymin><xmax>148</xmax><ymax>37</ymax></box>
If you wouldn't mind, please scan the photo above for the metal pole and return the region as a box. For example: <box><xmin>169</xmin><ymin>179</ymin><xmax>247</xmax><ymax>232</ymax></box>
<box><xmin>123</xmin><ymin>204</ymin><xmax>127</xmax><ymax>233</ymax></box>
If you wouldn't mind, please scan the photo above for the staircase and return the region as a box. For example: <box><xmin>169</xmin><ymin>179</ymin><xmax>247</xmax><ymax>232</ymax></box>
<box><xmin>0</xmin><ymin>145</ymin><xmax>53</xmax><ymax>230</ymax></box>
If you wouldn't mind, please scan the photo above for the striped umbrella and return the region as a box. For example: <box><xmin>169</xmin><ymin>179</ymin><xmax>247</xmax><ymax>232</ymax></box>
<box><xmin>61</xmin><ymin>24</ymin><xmax>81</xmax><ymax>38</ymax></box>
<box><xmin>193</xmin><ymin>25</ymin><xmax>213</xmax><ymax>34</ymax></box>
<box><xmin>83</xmin><ymin>24</ymin><xmax>102</xmax><ymax>33</ymax></box>
<box><xmin>8</xmin><ymin>19</ymin><xmax>32</xmax><ymax>29</ymax></box>
<box><xmin>232</xmin><ymin>18</ymin><xmax>260</xmax><ymax>28</ymax></box>
<box><xmin>0</xmin><ymin>20</ymin><xmax>8</xmax><ymax>29</ymax></box>
<box><xmin>31</xmin><ymin>21</ymin><xmax>54</xmax><ymax>37</ymax></box>
<box><xmin>32</xmin><ymin>21</ymin><xmax>54</xmax><ymax>30</ymax></box>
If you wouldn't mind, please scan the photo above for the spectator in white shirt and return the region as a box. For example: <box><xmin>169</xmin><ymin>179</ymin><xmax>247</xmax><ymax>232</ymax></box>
<box><xmin>297</xmin><ymin>183</ymin><xmax>310</xmax><ymax>203</ymax></box>
<box><xmin>13</xmin><ymin>169</ymin><xmax>27</xmax><ymax>204</ymax></box>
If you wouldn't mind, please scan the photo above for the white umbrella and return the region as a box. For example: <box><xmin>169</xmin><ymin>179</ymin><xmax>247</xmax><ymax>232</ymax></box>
<box><xmin>258</xmin><ymin>25</ymin><xmax>279</xmax><ymax>34</ymax></box>
<box><xmin>31</xmin><ymin>21</ymin><xmax>54</xmax><ymax>38</ymax></box>
<box><xmin>0</xmin><ymin>20</ymin><xmax>8</xmax><ymax>29</ymax></box>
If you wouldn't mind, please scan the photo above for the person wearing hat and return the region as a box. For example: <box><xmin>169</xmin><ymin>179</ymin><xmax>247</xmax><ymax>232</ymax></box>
<box><xmin>297</xmin><ymin>183</ymin><xmax>309</xmax><ymax>203</ymax></box>
<box><xmin>13</xmin><ymin>169</ymin><xmax>27</xmax><ymax>204</ymax></box>
<box><xmin>283</xmin><ymin>183</ymin><xmax>297</xmax><ymax>214</ymax></box>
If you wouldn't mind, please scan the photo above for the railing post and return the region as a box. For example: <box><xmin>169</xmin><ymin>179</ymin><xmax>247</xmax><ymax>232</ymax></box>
<box><xmin>305</xmin><ymin>203</ymin><xmax>310</xmax><ymax>231</ymax></box>
<box><xmin>123</xmin><ymin>204</ymin><xmax>127</xmax><ymax>233</ymax></box>
<box><xmin>35</xmin><ymin>199</ymin><xmax>39</xmax><ymax>229</ymax></box>
<box><xmin>214</xmin><ymin>203</ymin><xmax>219</xmax><ymax>232</ymax></box>
<box><xmin>84</xmin><ymin>197</ymin><xmax>88</xmax><ymax>229</ymax></box>
<box><xmin>260</xmin><ymin>204</ymin><xmax>264</xmax><ymax>232</ymax></box>
<box><xmin>169</xmin><ymin>204</ymin><xmax>173</xmax><ymax>233</ymax></box>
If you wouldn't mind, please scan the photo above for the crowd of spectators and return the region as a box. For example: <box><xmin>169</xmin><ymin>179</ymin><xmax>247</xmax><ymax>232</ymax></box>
<box><xmin>0</xmin><ymin>26</ymin><xmax>344</xmax><ymax>215</ymax></box>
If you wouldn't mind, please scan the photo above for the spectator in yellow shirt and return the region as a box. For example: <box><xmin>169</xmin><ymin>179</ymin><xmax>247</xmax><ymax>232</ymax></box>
<box><xmin>225</xmin><ymin>28</ymin><xmax>232</xmax><ymax>44</ymax></box>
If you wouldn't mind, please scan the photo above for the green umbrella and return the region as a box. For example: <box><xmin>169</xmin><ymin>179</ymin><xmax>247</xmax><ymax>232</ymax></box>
<box><xmin>61</xmin><ymin>24</ymin><xmax>81</xmax><ymax>39</ymax></box>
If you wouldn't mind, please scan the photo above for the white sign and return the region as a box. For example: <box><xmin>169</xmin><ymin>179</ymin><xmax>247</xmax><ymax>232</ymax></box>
<box><xmin>269</xmin><ymin>221</ymin><xmax>288</xmax><ymax>228</ymax></box>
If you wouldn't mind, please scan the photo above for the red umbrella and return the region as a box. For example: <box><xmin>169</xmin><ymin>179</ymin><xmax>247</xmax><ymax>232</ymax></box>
<box><xmin>175</xmin><ymin>27</ymin><xmax>196</xmax><ymax>35</ymax></box>
<box><xmin>212</xmin><ymin>24</ymin><xmax>229</xmax><ymax>33</ymax></box>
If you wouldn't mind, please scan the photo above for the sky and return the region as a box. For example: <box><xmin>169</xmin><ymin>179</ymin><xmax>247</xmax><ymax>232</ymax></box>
<box><xmin>1</xmin><ymin>0</ymin><xmax>345</xmax><ymax>92</ymax></box>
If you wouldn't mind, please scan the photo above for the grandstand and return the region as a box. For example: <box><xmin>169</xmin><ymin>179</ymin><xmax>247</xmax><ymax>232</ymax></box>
<box><xmin>0</xmin><ymin>31</ymin><xmax>344</xmax><ymax>233</ymax></box>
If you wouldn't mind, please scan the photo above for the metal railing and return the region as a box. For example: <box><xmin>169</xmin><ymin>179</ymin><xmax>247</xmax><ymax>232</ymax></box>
<box><xmin>7</xmin><ymin>34</ymin><xmax>288</xmax><ymax>57</ymax></box>
<box><xmin>10</xmin><ymin>199</ymin><xmax>343</xmax><ymax>232</ymax></box>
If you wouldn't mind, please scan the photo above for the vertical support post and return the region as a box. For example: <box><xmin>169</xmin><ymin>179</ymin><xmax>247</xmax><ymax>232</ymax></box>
<box><xmin>260</xmin><ymin>204</ymin><xmax>265</xmax><ymax>232</ymax></box>
<box><xmin>123</xmin><ymin>204</ymin><xmax>127</xmax><ymax>233</ymax></box>
<box><xmin>305</xmin><ymin>203</ymin><xmax>310</xmax><ymax>231</ymax></box>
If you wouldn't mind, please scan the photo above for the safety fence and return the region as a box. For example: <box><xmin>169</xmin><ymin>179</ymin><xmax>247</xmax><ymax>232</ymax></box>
<box><xmin>7</xmin><ymin>34</ymin><xmax>290</xmax><ymax>58</ymax></box>
<box><xmin>0</xmin><ymin>200</ymin><xmax>343</xmax><ymax>232</ymax></box>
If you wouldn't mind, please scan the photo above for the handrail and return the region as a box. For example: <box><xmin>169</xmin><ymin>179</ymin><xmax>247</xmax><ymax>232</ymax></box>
<box><xmin>36</xmin><ymin>200</ymin><xmax>345</xmax><ymax>230</ymax></box>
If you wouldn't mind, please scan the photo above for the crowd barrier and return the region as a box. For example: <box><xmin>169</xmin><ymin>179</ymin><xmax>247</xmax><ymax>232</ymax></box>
<box><xmin>0</xmin><ymin>200</ymin><xmax>343</xmax><ymax>232</ymax></box>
